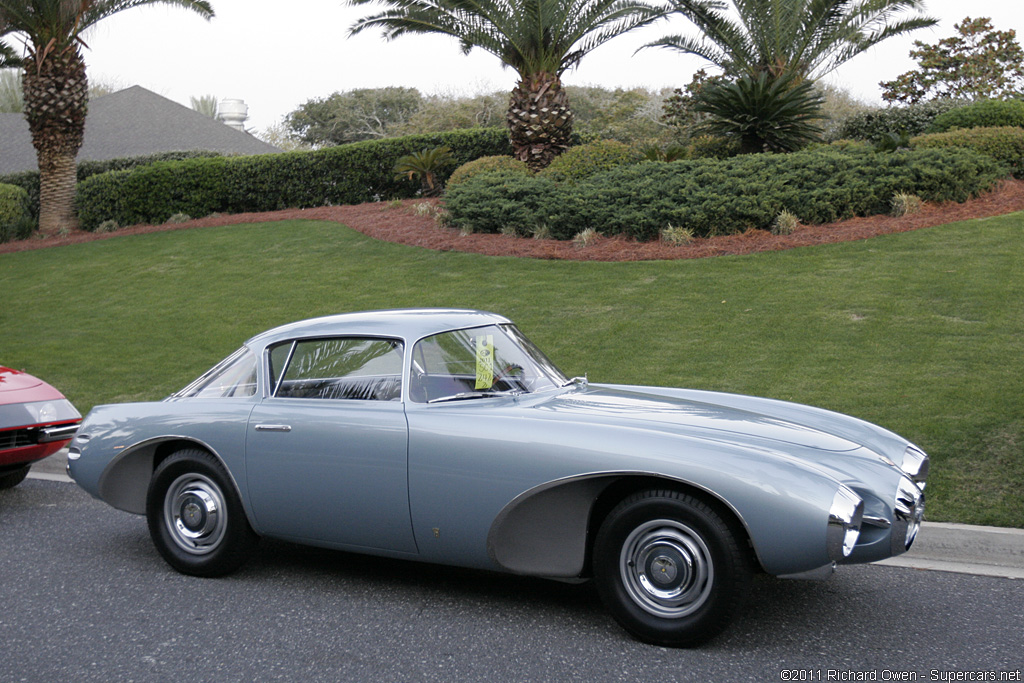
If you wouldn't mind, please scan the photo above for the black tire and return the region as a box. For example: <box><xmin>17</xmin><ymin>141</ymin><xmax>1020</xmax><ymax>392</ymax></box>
<box><xmin>593</xmin><ymin>489</ymin><xmax>751</xmax><ymax>647</ymax></box>
<box><xmin>0</xmin><ymin>464</ymin><xmax>31</xmax><ymax>490</ymax></box>
<box><xmin>146</xmin><ymin>448</ymin><xmax>258</xmax><ymax>577</ymax></box>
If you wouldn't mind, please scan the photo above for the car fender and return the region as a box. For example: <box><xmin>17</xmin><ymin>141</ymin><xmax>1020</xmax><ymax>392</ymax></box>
<box><xmin>68</xmin><ymin>402</ymin><xmax>255</xmax><ymax>525</ymax></box>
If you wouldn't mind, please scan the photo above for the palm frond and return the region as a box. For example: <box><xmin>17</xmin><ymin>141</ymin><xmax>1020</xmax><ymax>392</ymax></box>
<box><xmin>647</xmin><ymin>0</ymin><xmax>935</xmax><ymax>80</ymax></box>
<box><xmin>348</xmin><ymin>0</ymin><xmax>666</xmax><ymax>77</ymax></box>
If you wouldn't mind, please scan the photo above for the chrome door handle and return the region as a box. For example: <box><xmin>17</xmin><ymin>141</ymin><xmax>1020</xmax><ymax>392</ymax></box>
<box><xmin>254</xmin><ymin>424</ymin><xmax>292</xmax><ymax>432</ymax></box>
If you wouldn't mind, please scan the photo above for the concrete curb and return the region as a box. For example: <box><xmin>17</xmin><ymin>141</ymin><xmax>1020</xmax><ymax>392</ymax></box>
<box><xmin>876</xmin><ymin>521</ymin><xmax>1024</xmax><ymax>579</ymax></box>
<box><xmin>28</xmin><ymin>452</ymin><xmax>1024</xmax><ymax>580</ymax></box>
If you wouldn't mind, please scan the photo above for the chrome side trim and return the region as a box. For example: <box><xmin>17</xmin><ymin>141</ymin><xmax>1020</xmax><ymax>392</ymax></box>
<box><xmin>901</xmin><ymin>445</ymin><xmax>929</xmax><ymax>489</ymax></box>
<box><xmin>891</xmin><ymin>475</ymin><xmax>925</xmax><ymax>554</ymax></box>
<box><xmin>827</xmin><ymin>486</ymin><xmax>864</xmax><ymax>561</ymax></box>
<box><xmin>862</xmin><ymin>515</ymin><xmax>891</xmax><ymax>529</ymax></box>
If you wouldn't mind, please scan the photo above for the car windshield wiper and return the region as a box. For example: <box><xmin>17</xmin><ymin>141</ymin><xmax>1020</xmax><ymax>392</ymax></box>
<box><xmin>561</xmin><ymin>375</ymin><xmax>589</xmax><ymax>389</ymax></box>
<box><xmin>427</xmin><ymin>389</ymin><xmax>525</xmax><ymax>404</ymax></box>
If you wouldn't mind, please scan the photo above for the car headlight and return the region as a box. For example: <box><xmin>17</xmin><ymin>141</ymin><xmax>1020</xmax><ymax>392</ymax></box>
<box><xmin>827</xmin><ymin>486</ymin><xmax>864</xmax><ymax>561</ymax></box>
<box><xmin>22</xmin><ymin>399</ymin><xmax>78</xmax><ymax>425</ymax></box>
<box><xmin>900</xmin><ymin>445</ymin><xmax>929</xmax><ymax>490</ymax></box>
<box><xmin>25</xmin><ymin>401</ymin><xmax>59</xmax><ymax>423</ymax></box>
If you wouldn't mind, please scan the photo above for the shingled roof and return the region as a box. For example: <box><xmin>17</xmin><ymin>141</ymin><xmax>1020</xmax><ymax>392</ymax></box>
<box><xmin>0</xmin><ymin>85</ymin><xmax>281</xmax><ymax>175</ymax></box>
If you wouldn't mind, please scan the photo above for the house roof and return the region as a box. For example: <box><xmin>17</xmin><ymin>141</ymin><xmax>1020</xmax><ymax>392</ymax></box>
<box><xmin>0</xmin><ymin>85</ymin><xmax>281</xmax><ymax>175</ymax></box>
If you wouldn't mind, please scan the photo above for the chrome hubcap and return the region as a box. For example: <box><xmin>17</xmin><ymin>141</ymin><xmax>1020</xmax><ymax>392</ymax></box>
<box><xmin>620</xmin><ymin>519</ymin><xmax>714</xmax><ymax>618</ymax></box>
<box><xmin>164</xmin><ymin>473</ymin><xmax>227</xmax><ymax>555</ymax></box>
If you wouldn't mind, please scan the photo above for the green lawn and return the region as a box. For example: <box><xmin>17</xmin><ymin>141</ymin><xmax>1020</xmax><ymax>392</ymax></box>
<box><xmin>2</xmin><ymin>214</ymin><xmax>1022</xmax><ymax>527</ymax></box>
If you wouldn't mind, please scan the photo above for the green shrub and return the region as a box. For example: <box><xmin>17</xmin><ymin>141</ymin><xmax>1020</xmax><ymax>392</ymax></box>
<box><xmin>929</xmin><ymin>100</ymin><xmax>1024</xmax><ymax>133</ymax></box>
<box><xmin>688</xmin><ymin>135</ymin><xmax>741</xmax><ymax>159</ymax></box>
<box><xmin>539</xmin><ymin>140</ymin><xmax>640</xmax><ymax>183</ymax></box>
<box><xmin>443</xmin><ymin>172</ymin><xmax>571</xmax><ymax>238</ymax></box>
<box><xmin>912</xmin><ymin>126</ymin><xmax>1024</xmax><ymax>177</ymax></box>
<box><xmin>443</xmin><ymin>147</ymin><xmax>1007</xmax><ymax>242</ymax></box>
<box><xmin>76</xmin><ymin>128</ymin><xmax>511</xmax><ymax>231</ymax></box>
<box><xmin>0</xmin><ymin>183</ymin><xmax>31</xmax><ymax>243</ymax></box>
<box><xmin>834</xmin><ymin>100</ymin><xmax>961</xmax><ymax>142</ymax></box>
<box><xmin>446</xmin><ymin>155</ymin><xmax>531</xmax><ymax>189</ymax></box>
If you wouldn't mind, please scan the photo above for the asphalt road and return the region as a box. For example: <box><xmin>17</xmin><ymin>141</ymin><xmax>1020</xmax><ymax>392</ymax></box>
<box><xmin>2</xmin><ymin>479</ymin><xmax>1022</xmax><ymax>683</ymax></box>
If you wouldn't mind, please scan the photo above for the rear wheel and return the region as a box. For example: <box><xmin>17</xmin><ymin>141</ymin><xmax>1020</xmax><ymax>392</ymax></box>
<box><xmin>146</xmin><ymin>448</ymin><xmax>258</xmax><ymax>577</ymax></box>
<box><xmin>593</xmin><ymin>490</ymin><xmax>751</xmax><ymax>647</ymax></box>
<box><xmin>0</xmin><ymin>464</ymin><xmax>31</xmax><ymax>490</ymax></box>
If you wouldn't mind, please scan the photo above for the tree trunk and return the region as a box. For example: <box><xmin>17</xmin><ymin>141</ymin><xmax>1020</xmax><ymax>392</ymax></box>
<box><xmin>22</xmin><ymin>48</ymin><xmax>88</xmax><ymax>235</ymax></box>
<box><xmin>36</xmin><ymin>151</ymin><xmax>79</xmax><ymax>234</ymax></box>
<box><xmin>507</xmin><ymin>72</ymin><xmax>573</xmax><ymax>171</ymax></box>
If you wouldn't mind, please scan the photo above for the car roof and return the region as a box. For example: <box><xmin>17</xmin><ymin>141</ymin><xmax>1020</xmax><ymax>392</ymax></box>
<box><xmin>245</xmin><ymin>308</ymin><xmax>512</xmax><ymax>348</ymax></box>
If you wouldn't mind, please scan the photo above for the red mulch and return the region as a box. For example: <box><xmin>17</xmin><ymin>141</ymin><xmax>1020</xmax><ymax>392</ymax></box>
<box><xmin>4</xmin><ymin>178</ymin><xmax>1024</xmax><ymax>260</ymax></box>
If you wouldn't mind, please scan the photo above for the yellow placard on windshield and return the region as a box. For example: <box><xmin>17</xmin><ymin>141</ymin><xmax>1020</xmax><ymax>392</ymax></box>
<box><xmin>475</xmin><ymin>335</ymin><xmax>494</xmax><ymax>389</ymax></box>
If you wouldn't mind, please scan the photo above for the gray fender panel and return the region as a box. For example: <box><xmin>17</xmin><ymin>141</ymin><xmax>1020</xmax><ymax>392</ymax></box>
<box><xmin>487</xmin><ymin>474</ymin><xmax>615</xmax><ymax>577</ymax></box>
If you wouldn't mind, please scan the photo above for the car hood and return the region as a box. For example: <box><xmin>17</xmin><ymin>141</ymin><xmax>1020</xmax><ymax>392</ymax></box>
<box><xmin>0</xmin><ymin>366</ymin><xmax>63</xmax><ymax>405</ymax></box>
<box><xmin>538</xmin><ymin>385</ymin><xmax>862</xmax><ymax>453</ymax></box>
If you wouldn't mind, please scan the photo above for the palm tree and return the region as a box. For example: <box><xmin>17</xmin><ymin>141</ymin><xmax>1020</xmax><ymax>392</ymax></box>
<box><xmin>0</xmin><ymin>1</ymin><xmax>213</xmax><ymax>234</ymax></box>
<box><xmin>347</xmin><ymin>0</ymin><xmax>666</xmax><ymax>170</ymax></box>
<box><xmin>693</xmin><ymin>70</ymin><xmax>824</xmax><ymax>153</ymax></box>
<box><xmin>393</xmin><ymin>146</ymin><xmax>455</xmax><ymax>196</ymax></box>
<box><xmin>646</xmin><ymin>0</ymin><xmax>936</xmax><ymax>81</ymax></box>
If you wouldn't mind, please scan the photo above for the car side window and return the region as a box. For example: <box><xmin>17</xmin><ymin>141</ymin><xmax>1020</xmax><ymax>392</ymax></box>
<box><xmin>272</xmin><ymin>338</ymin><xmax>403</xmax><ymax>401</ymax></box>
<box><xmin>177</xmin><ymin>347</ymin><xmax>258</xmax><ymax>398</ymax></box>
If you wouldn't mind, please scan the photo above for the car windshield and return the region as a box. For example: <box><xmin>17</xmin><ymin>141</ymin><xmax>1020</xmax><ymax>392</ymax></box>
<box><xmin>409</xmin><ymin>324</ymin><xmax>568</xmax><ymax>403</ymax></box>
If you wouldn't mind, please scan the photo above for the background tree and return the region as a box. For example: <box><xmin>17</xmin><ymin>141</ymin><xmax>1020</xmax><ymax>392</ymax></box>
<box><xmin>347</xmin><ymin>0</ymin><xmax>665</xmax><ymax>170</ymax></box>
<box><xmin>660</xmin><ymin>69</ymin><xmax>727</xmax><ymax>138</ymax></box>
<box><xmin>256</xmin><ymin>120</ymin><xmax>312</xmax><ymax>152</ymax></box>
<box><xmin>285</xmin><ymin>87</ymin><xmax>422</xmax><ymax>147</ymax></box>
<box><xmin>0</xmin><ymin>68</ymin><xmax>21</xmax><ymax>111</ymax></box>
<box><xmin>0</xmin><ymin>0</ymin><xmax>213</xmax><ymax>234</ymax></box>
<box><xmin>393</xmin><ymin>90</ymin><xmax>506</xmax><ymax>136</ymax></box>
<box><xmin>190</xmin><ymin>94</ymin><xmax>219</xmax><ymax>118</ymax></box>
<box><xmin>880</xmin><ymin>17</ymin><xmax>1024</xmax><ymax>104</ymax></box>
<box><xmin>567</xmin><ymin>85</ymin><xmax>673</xmax><ymax>145</ymax></box>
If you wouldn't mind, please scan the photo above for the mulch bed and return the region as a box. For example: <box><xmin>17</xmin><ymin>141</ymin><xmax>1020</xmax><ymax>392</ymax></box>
<box><xmin>4</xmin><ymin>178</ymin><xmax>1023</xmax><ymax>260</ymax></box>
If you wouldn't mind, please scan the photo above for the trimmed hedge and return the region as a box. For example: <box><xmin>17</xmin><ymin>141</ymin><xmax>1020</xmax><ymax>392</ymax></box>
<box><xmin>76</xmin><ymin>128</ymin><xmax>511</xmax><ymax>231</ymax></box>
<box><xmin>445</xmin><ymin>147</ymin><xmax>1008</xmax><ymax>241</ymax></box>
<box><xmin>833</xmin><ymin>100</ymin><xmax>961</xmax><ymax>142</ymax></box>
<box><xmin>0</xmin><ymin>150</ymin><xmax>224</xmax><ymax>222</ymax></box>
<box><xmin>912</xmin><ymin>126</ymin><xmax>1024</xmax><ymax>177</ymax></box>
<box><xmin>0</xmin><ymin>183</ymin><xmax>31</xmax><ymax>243</ymax></box>
<box><xmin>929</xmin><ymin>100</ymin><xmax>1024</xmax><ymax>133</ymax></box>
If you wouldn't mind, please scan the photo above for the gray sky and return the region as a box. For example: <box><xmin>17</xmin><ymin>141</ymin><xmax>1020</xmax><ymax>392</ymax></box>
<box><xmin>74</xmin><ymin>0</ymin><xmax>1024</xmax><ymax>133</ymax></box>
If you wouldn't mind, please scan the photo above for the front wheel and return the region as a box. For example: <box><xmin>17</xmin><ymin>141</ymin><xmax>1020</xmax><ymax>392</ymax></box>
<box><xmin>593</xmin><ymin>490</ymin><xmax>751</xmax><ymax>647</ymax></box>
<box><xmin>146</xmin><ymin>448</ymin><xmax>258</xmax><ymax>577</ymax></box>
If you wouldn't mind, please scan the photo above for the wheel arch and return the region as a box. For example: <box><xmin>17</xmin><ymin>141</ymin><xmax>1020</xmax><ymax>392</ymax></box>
<box><xmin>486</xmin><ymin>472</ymin><xmax>760</xmax><ymax>579</ymax></box>
<box><xmin>97</xmin><ymin>437</ymin><xmax>240</xmax><ymax>516</ymax></box>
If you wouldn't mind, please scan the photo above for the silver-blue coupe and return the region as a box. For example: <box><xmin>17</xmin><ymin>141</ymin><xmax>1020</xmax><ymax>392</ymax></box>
<box><xmin>68</xmin><ymin>309</ymin><xmax>928</xmax><ymax>646</ymax></box>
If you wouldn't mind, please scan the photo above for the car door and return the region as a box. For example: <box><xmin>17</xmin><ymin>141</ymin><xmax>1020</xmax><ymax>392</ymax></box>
<box><xmin>245</xmin><ymin>336</ymin><xmax>417</xmax><ymax>553</ymax></box>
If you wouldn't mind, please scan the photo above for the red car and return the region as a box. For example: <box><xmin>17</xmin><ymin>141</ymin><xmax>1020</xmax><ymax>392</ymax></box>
<box><xmin>0</xmin><ymin>366</ymin><xmax>81</xmax><ymax>489</ymax></box>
